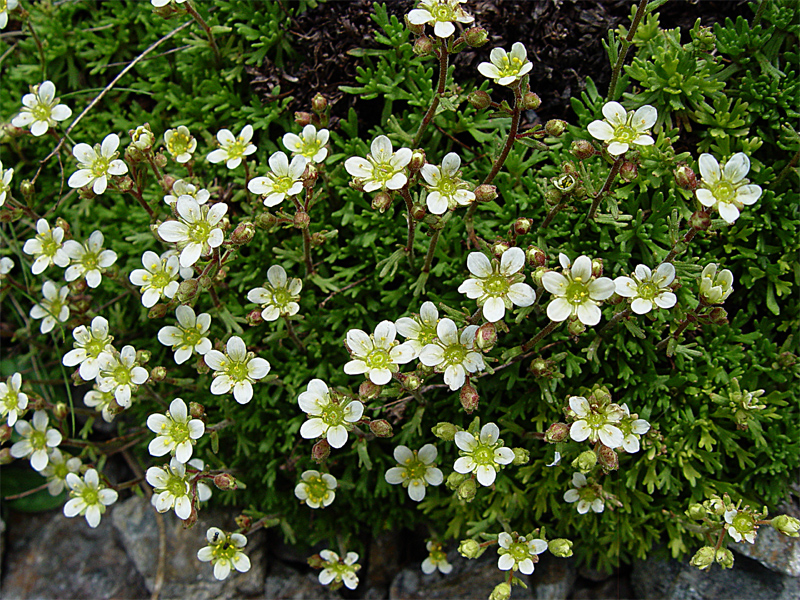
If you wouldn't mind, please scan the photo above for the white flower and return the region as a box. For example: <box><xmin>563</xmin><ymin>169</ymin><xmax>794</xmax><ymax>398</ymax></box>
<box><xmin>477</xmin><ymin>42</ymin><xmax>533</xmax><ymax>86</ymax></box>
<box><xmin>67</xmin><ymin>133</ymin><xmax>128</xmax><ymax>195</ymax></box>
<box><xmin>63</xmin><ymin>468</ymin><xmax>118</xmax><ymax>528</ymax></box>
<box><xmin>614</xmin><ymin>263</ymin><xmax>677</xmax><ymax>314</ymax></box>
<box><xmin>188</xmin><ymin>458</ymin><xmax>213</xmax><ymax>502</ymax></box>
<box><xmin>497</xmin><ymin>532</ymin><xmax>548</xmax><ymax>574</ymax></box>
<box><xmin>344</xmin><ymin>321</ymin><xmax>415</xmax><ymax>385</ymax></box>
<box><xmin>453</xmin><ymin>422</ymin><xmax>514</xmax><ymax>486</ymax></box>
<box><xmin>247</xmin><ymin>151</ymin><xmax>308</xmax><ymax>207</ymax></box>
<box><xmin>10</xmin><ymin>410</ymin><xmax>62</xmax><ymax>471</ymax></box>
<box><xmin>725</xmin><ymin>509</ymin><xmax>757</xmax><ymax>544</ymax></box>
<box><xmin>1</xmin><ymin>0</ymin><xmax>19</xmax><ymax>29</ymax></box>
<box><xmin>147</xmin><ymin>397</ymin><xmax>205</xmax><ymax>463</ymax></box>
<box><xmin>0</xmin><ymin>372</ymin><xmax>28</xmax><ymax>426</ymax></box>
<box><xmin>0</xmin><ymin>159</ymin><xmax>13</xmax><ymax>206</ymax></box>
<box><xmin>130</xmin><ymin>124</ymin><xmax>154</xmax><ymax>151</ymax></box>
<box><xmin>458</xmin><ymin>248</ymin><xmax>535</xmax><ymax>323</ymax></box>
<box><xmin>246</xmin><ymin>265</ymin><xmax>302</xmax><ymax>321</ymax></box>
<box><xmin>83</xmin><ymin>386</ymin><xmax>119</xmax><ymax>423</ymax></box>
<box><xmin>696</xmin><ymin>153</ymin><xmax>762</xmax><ymax>224</ymax></box>
<box><xmin>419</xmin><ymin>152</ymin><xmax>475</xmax><ymax>214</ymax></box>
<box><xmin>568</xmin><ymin>395</ymin><xmax>624</xmax><ymax>449</ymax></box>
<box><xmin>619</xmin><ymin>403</ymin><xmax>650</xmax><ymax>454</ymax></box>
<box><xmin>164</xmin><ymin>178</ymin><xmax>210</xmax><ymax>206</ymax></box>
<box><xmin>197</xmin><ymin>528</ymin><xmax>251</xmax><ymax>581</ymax></box>
<box><xmin>395</xmin><ymin>301</ymin><xmax>440</xmax><ymax>359</ymax></box>
<box><xmin>0</xmin><ymin>256</ymin><xmax>13</xmax><ymax>276</ymax></box>
<box><xmin>408</xmin><ymin>0</ymin><xmax>474</xmax><ymax>38</ymax></box>
<box><xmin>30</xmin><ymin>280</ymin><xmax>70</xmax><ymax>334</ymax></box>
<box><xmin>206</xmin><ymin>125</ymin><xmax>257</xmax><ymax>169</ymax></box>
<box><xmin>163</xmin><ymin>126</ymin><xmax>197</xmax><ymax>164</ymax></box>
<box><xmin>62</xmin><ymin>230</ymin><xmax>117</xmax><ymax>288</ymax></box>
<box><xmin>563</xmin><ymin>472</ymin><xmax>604</xmax><ymax>514</ymax></box>
<box><xmin>96</xmin><ymin>345</ymin><xmax>149</xmax><ymax>408</ymax></box>
<box><xmin>344</xmin><ymin>135</ymin><xmax>412</xmax><ymax>192</ymax></box>
<box><xmin>422</xmin><ymin>541</ymin><xmax>452</xmax><ymax>575</ymax></box>
<box><xmin>11</xmin><ymin>80</ymin><xmax>72</xmax><ymax>136</ymax></box>
<box><xmin>204</xmin><ymin>336</ymin><xmax>270</xmax><ymax>404</ymax></box>
<box><xmin>318</xmin><ymin>550</ymin><xmax>360</xmax><ymax>590</ymax></box>
<box><xmin>385</xmin><ymin>444</ymin><xmax>443</xmax><ymax>501</ymax></box>
<box><xmin>41</xmin><ymin>448</ymin><xmax>82</xmax><ymax>496</ymax></box>
<box><xmin>62</xmin><ymin>316</ymin><xmax>114</xmax><ymax>380</ymax></box>
<box><xmin>129</xmin><ymin>250</ymin><xmax>181</xmax><ymax>307</ymax></box>
<box><xmin>146</xmin><ymin>457</ymin><xmax>195</xmax><ymax>520</ymax></box>
<box><xmin>151</xmin><ymin>0</ymin><xmax>188</xmax><ymax>6</ymax></box>
<box><xmin>294</xmin><ymin>469</ymin><xmax>337</xmax><ymax>508</ymax></box>
<box><xmin>587</xmin><ymin>101</ymin><xmax>657</xmax><ymax>156</ymax></box>
<box><xmin>157</xmin><ymin>197</ymin><xmax>228</xmax><ymax>268</ymax></box>
<box><xmin>699</xmin><ymin>263</ymin><xmax>734</xmax><ymax>304</ymax></box>
<box><xmin>283</xmin><ymin>124</ymin><xmax>329</xmax><ymax>163</ymax></box>
<box><xmin>298</xmin><ymin>379</ymin><xmax>363</xmax><ymax>449</ymax></box>
<box><xmin>541</xmin><ymin>254</ymin><xmax>615</xmax><ymax>326</ymax></box>
<box><xmin>418</xmin><ymin>318</ymin><xmax>485</xmax><ymax>390</ymax></box>
<box><xmin>157</xmin><ymin>305</ymin><xmax>212</xmax><ymax>364</ymax></box>
<box><xmin>22</xmin><ymin>218</ymin><xmax>70</xmax><ymax>275</ymax></box>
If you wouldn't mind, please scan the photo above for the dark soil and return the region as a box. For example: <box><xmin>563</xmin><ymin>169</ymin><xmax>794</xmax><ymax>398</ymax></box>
<box><xmin>250</xmin><ymin>0</ymin><xmax>753</xmax><ymax>124</ymax></box>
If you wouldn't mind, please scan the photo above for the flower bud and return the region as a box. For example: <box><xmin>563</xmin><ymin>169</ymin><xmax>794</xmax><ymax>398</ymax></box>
<box><xmin>674</xmin><ymin>165</ymin><xmax>697</xmax><ymax>191</ymax></box>
<box><xmin>177</xmin><ymin>279</ymin><xmax>199</xmax><ymax>303</ymax></box>
<box><xmin>522</xmin><ymin>92</ymin><xmax>542</xmax><ymax>111</ymax></box>
<box><xmin>572</xmin><ymin>450</ymin><xmax>597</xmax><ymax>472</ymax></box>
<box><xmin>511</xmin><ymin>447</ymin><xmax>530</xmax><ymax>466</ymax></box>
<box><xmin>0</xmin><ymin>424</ymin><xmax>12</xmax><ymax>443</ymax></box>
<box><xmin>372</xmin><ymin>191</ymin><xmax>393</xmax><ymax>213</ymax></box>
<box><xmin>188</xmin><ymin>402</ymin><xmax>205</xmax><ymax>420</ymax></box>
<box><xmin>475</xmin><ymin>322</ymin><xmax>497</xmax><ymax>351</ymax></box>
<box><xmin>491</xmin><ymin>240</ymin><xmax>510</xmax><ymax>259</ymax></box>
<box><xmin>459</xmin><ymin>382</ymin><xmax>480</xmax><ymax>414</ymax></box>
<box><xmin>567</xmin><ymin>318</ymin><xmax>586</xmax><ymax>337</ymax></box>
<box><xmin>411</xmin><ymin>203</ymin><xmax>426</xmax><ymax>220</ymax></box>
<box><xmin>246</xmin><ymin>309</ymin><xmax>264</xmax><ymax>326</ymax></box>
<box><xmin>707</xmin><ymin>306</ymin><xmax>728</xmax><ymax>325</ymax></box>
<box><xmin>198</xmin><ymin>275</ymin><xmax>213</xmax><ymax>290</ymax></box>
<box><xmin>20</xmin><ymin>179</ymin><xmax>35</xmax><ymax>201</ymax></box>
<box><xmin>359</xmin><ymin>380</ymin><xmax>382</xmax><ymax>400</ymax></box>
<box><xmin>690</xmin><ymin>546</ymin><xmax>716</xmax><ymax>570</ymax></box>
<box><xmin>549</xmin><ymin>538</ymin><xmax>573</xmax><ymax>558</ymax></box>
<box><xmin>689</xmin><ymin>209</ymin><xmax>712</xmax><ymax>231</ymax></box>
<box><xmin>400</xmin><ymin>373</ymin><xmax>421</xmax><ymax>391</ymax></box>
<box><xmin>107</xmin><ymin>399</ymin><xmax>126</xmax><ymax>417</ymax></box>
<box><xmin>544</xmin><ymin>188</ymin><xmax>562</xmax><ymax>206</ymax></box>
<box><xmin>230</xmin><ymin>221</ymin><xmax>256</xmax><ymax>244</ymax></box>
<box><xmin>489</xmin><ymin>583</ymin><xmax>511</xmax><ymax>600</ymax></box>
<box><xmin>522</xmin><ymin>247</ymin><xmax>545</xmax><ymax>270</ymax></box>
<box><xmin>545</xmin><ymin>422</ymin><xmax>569</xmax><ymax>443</ymax></box>
<box><xmin>235</xmin><ymin>514</ymin><xmax>253</xmax><ymax>531</ymax></box>
<box><xmin>255</xmin><ymin>212</ymin><xmax>278</xmax><ymax>230</ymax></box>
<box><xmin>571</xmin><ymin>139</ymin><xmax>595</xmax><ymax>160</ymax></box>
<box><xmin>49</xmin><ymin>402</ymin><xmax>67</xmax><ymax>420</ymax></box>
<box><xmin>413</xmin><ymin>36</ymin><xmax>435</xmax><ymax>56</ymax></box>
<box><xmin>513</xmin><ymin>217</ymin><xmax>532</xmax><ymax>236</ymax></box>
<box><xmin>457</xmin><ymin>478</ymin><xmax>477</xmax><ymax>501</ymax></box>
<box><xmin>183</xmin><ymin>506</ymin><xmax>198</xmax><ymax>529</ymax></box>
<box><xmin>136</xmin><ymin>349</ymin><xmax>151</xmax><ymax>364</ymax></box>
<box><xmin>294</xmin><ymin>111</ymin><xmax>313</xmax><ymax>127</ymax></box>
<box><xmin>125</xmin><ymin>146</ymin><xmax>144</xmax><ymax>164</ymax></box>
<box><xmin>0</xmin><ymin>448</ymin><xmax>14</xmax><ymax>465</ymax></box>
<box><xmin>293</xmin><ymin>210</ymin><xmax>311</xmax><ymax>229</ymax></box>
<box><xmin>464</xmin><ymin>26</ymin><xmax>489</xmax><ymax>47</ymax></box>
<box><xmin>130</xmin><ymin>124</ymin><xmax>154</xmax><ymax>151</ymax></box>
<box><xmin>772</xmin><ymin>514</ymin><xmax>800</xmax><ymax>537</ymax></box>
<box><xmin>468</xmin><ymin>90</ymin><xmax>492</xmax><ymax>110</ymax></box>
<box><xmin>154</xmin><ymin>152</ymin><xmax>168</xmax><ymax>168</ymax></box>
<box><xmin>369</xmin><ymin>419</ymin><xmax>393</xmax><ymax>437</ymax></box>
<box><xmin>545</xmin><ymin>119</ymin><xmax>567</xmax><ymax>137</ymax></box>
<box><xmin>620</xmin><ymin>161</ymin><xmax>638</xmax><ymax>182</ymax></box>
<box><xmin>150</xmin><ymin>366</ymin><xmax>167</xmax><ymax>382</ymax></box>
<box><xmin>213</xmin><ymin>473</ymin><xmax>240</xmax><ymax>491</ymax></box>
<box><xmin>404</xmin><ymin>14</ymin><xmax>424</xmax><ymax>35</ymax></box>
<box><xmin>597</xmin><ymin>444</ymin><xmax>619</xmax><ymax>472</ymax></box>
<box><xmin>432</xmin><ymin>422</ymin><xmax>459</xmax><ymax>441</ymax></box>
<box><xmin>458</xmin><ymin>538</ymin><xmax>485</xmax><ymax>559</ymax></box>
<box><xmin>0</xmin><ymin>207</ymin><xmax>23</xmax><ymax>223</ymax></box>
<box><xmin>686</xmin><ymin>503</ymin><xmax>706</xmax><ymax>520</ymax></box>
<box><xmin>312</xmin><ymin>439</ymin><xmax>331</xmax><ymax>463</ymax></box>
<box><xmin>474</xmin><ymin>184</ymin><xmax>497</xmax><ymax>203</ymax></box>
<box><xmin>311</xmin><ymin>93</ymin><xmax>328</xmax><ymax>114</ymax></box>
<box><xmin>409</xmin><ymin>150</ymin><xmax>426</xmax><ymax>173</ymax></box>
<box><xmin>715</xmin><ymin>548</ymin><xmax>734</xmax><ymax>569</ymax></box>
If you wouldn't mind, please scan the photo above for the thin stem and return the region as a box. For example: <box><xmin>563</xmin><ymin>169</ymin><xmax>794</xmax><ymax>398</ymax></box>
<box><xmin>586</xmin><ymin>307</ymin><xmax>632</xmax><ymax>360</ymax></box>
<box><xmin>127</xmin><ymin>187</ymin><xmax>156</xmax><ymax>220</ymax></box>
<box><xmin>521</xmin><ymin>320</ymin><xmax>560</xmax><ymax>353</ymax></box>
<box><xmin>7</xmin><ymin>196</ymin><xmax>40</xmax><ymax>221</ymax></box>
<box><xmin>412</xmin><ymin>46</ymin><xmax>449</xmax><ymax>147</ymax></box>
<box><xmin>587</xmin><ymin>156</ymin><xmax>624</xmax><ymax>219</ymax></box>
<box><xmin>752</xmin><ymin>0</ymin><xmax>768</xmax><ymax>27</ymax></box>
<box><xmin>301</xmin><ymin>227</ymin><xmax>314</xmax><ymax>276</ymax></box>
<box><xmin>540</xmin><ymin>198</ymin><xmax>569</xmax><ymax>231</ymax></box>
<box><xmin>4</xmin><ymin>481</ymin><xmax>50</xmax><ymax>501</ymax></box>
<box><xmin>243</xmin><ymin>158</ymin><xmax>252</xmax><ymax>204</ymax></box>
<box><xmin>607</xmin><ymin>0</ymin><xmax>649</xmax><ymax>101</ymax></box>
<box><xmin>776</xmin><ymin>148</ymin><xmax>800</xmax><ymax>185</ymax></box>
<box><xmin>146</xmin><ymin>153</ymin><xmax>169</xmax><ymax>193</ymax></box>
<box><xmin>284</xmin><ymin>317</ymin><xmax>306</xmax><ymax>353</ymax></box>
<box><xmin>422</xmin><ymin>229</ymin><xmax>441</xmax><ymax>274</ymax></box>
<box><xmin>655</xmin><ymin>311</ymin><xmax>696</xmax><ymax>351</ymax></box>
<box><xmin>185</xmin><ymin>1</ymin><xmax>222</xmax><ymax>65</ymax></box>
<box><xmin>663</xmin><ymin>215</ymin><xmax>706</xmax><ymax>263</ymax></box>
<box><xmin>25</xmin><ymin>18</ymin><xmax>47</xmax><ymax>81</ymax></box>
<box><xmin>399</xmin><ymin>186</ymin><xmax>417</xmax><ymax>268</ymax></box>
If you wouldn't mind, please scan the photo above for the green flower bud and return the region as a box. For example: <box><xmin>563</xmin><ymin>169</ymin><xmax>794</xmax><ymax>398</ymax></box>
<box><xmin>235</xmin><ymin>514</ymin><xmax>253</xmax><ymax>530</ymax></box>
<box><xmin>359</xmin><ymin>380</ymin><xmax>382</xmax><ymax>400</ymax></box>
<box><xmin>571</xmin><ymin>139</ymin><xmax>595</xmax><ymax>160</ymax></box>
<box><xmin>489</xmin><ymin>582</ymin><xmax>511</xmax><ymax>600</ymax></box>
<box><xmin>469</xmin><ymin>90</ymin><xmax>492</xmax><ymax>110</ymax></box>
<box><xmin>772</xmin><ymin>515</ymin><xmax>800</xmax><ymax>537</ymax></box>
<box><xmin>459</xmin><ymin>382</ymin><xmax>480</xmax><ymax>414</ymax></box>
<box><xmin>464</xmin><ymin>26</ymin><xmax>489</xmax><ymax>47</ymax></box>
<box><xmin>567</xmin><ymin>318</ymin><xmax>586</xmax><ymax>337</ymax></box>
<box><xmin>177</xmin><ymin>279</ymin><xmax>199</xmax><ymax>303</ymax></box>
<box><xmin>189</xmin><ymin>402</ymin><xmax>205</xmax><ymax>420</ymax></box>
<box><xmin>246</xmin><ymin>309</ymin><xmax>264</xmax><ymax>326</ymax></box>
<box><xmin>409</xmin><ymin>149</ymin><xmax>426</xmax><ymax>173</ymax></box>
<box><xmin>675</xmin><ymin>165</ymin><xmax>698</xmax><ymax>191</ymax></box>
<box><xmin>690</xmin><ymin>546</ymin><xmax>716</xmax><ymax>570</ymax></box>
<box><xmin>491</xmin><ymin>240</ymin><xmax>510</xmax><ymax>259</ymax></box>
<box><xmin>312</xmin><ymin>439</ymin><xmax>331</xmax><ymax>463</ymax></box>
<box><xmin>255</xmin><ymin>212</ymin><xmax>278</xmax><ymax>230</ymax></box>
<box><xmin>372</xmin><ymin>191</ymin><xmax>393</xmax><ymax>213</ymax></box>
<box><xmin>446</xmin><ymin>471</ymin><xmax>467</xmax><ymax>490</ymax></box>
<box><xmin>136</xmin><ymin>349</ymin><xmax>151</xmax><ymax>364</ymax></box>
<box><xmin>294</xmin><ymin>111</ymin><xmax>313</xmax><ymax>127</ymax></box>
<box><xmin>548</xmin><ymin>538</ymin><xmax>574</xmax><ymax>558</ymax></box>
<box><xmin>572</xmin><ymin>450</ymin><xmax>597</xmax><ymax>472</ymax></box>
<box><xmin>715</xmin><ymin>548</ymin><xmax>734</xmax><ymax>569</ymax></box>
<box><xmin>150</xmin><ymin>366</ymin><xmax>167</xmax><ymax>382</ymax></box>
<box><xmin>213</xmin><ymin>473</ymin><xmax>240</xmax><ymax>491</ymax></box>
<box><xmin>0</xmin><ymin>448</ymin><xmax>14</xmax><ymax>465</ymax></box>
<box><xmin>597</xmin><ymin>444</ymin><xmax>619</xmax><ymax>472</ymax></box>
<box><xmin>707</xmin><ymin>307</ymin><xmax>728</xmax><ymax>325</ymax></box>
<box><xmin>154</xmin><ymin>152</ymin><xmax>168</xmax><ymax>169</ymax></box>
<box><xmin>457</xmin><ymin>478</ymin><xmax>477</xmax><ymax>502</ymax></box>
<box><xmin>20</xmin><ymin>179</ymin><xmax>35</xmax><ymax>200</ymax></box>
<box><xmin>411</xmin><ymin>203</ymin><xmax>427</xmax><ymax>220</ymax></box>
<box><xmin>620</xmin><ymin>161</ymin><xmax>638</xmax><ymax>182</ymax></box>
<box><xmin>311</xmin><ymin>93</ymin><xmax>328</xmax><ymax>114</ymax></box>
<box><xmin>458</xmin><ymin>539</ymin><xmax>484</xmax><ymax>559</ymax></box>
<box><xmin>474</xmin><ymin>184</ymin><xmax>498</xmax><ymax>203</ymax></box>
<box><xmin>511</xmin><ymin>448</ymin><xmax>530</xmax><ymax>466</ymax></box>
<box><xmin>400</xmin><ymin>373</ymin><xmax>421</xmax><ymax>390</ymax></box>
<box><xmin>545</xmin><ymin>422</ymin><xmax>569</xmax><ymax>443</ymax></box>
<box><xmin>413</xmin><ymin>36</ymin><xmax>435</xmax><ymax>56</ymax></box>
<box><xmin>686</xmin><ymin>503</ymin><xmax>707</xmax><ymax>520</ymax></box>
<box><xmin>512</xmin><ymin>217</ymin><xmax>533</xmax><ymax>236</ymax></box>
<box><xmin>545</xmin><ymin>119</ymin><xmax>567</xmax><ymax>137</ymax></box>
<box><xmin>544</xmin><ymin>188</ymin><xmax>562</xmax><ymax>206</ymax></box>
<box><xmin>230</xmin><ymin>221</ymin><xmax>256</xmax><ymax>244</ymax></box>
<box><xmin>369</xmin><ymin>419</ymin><xmax>393</xmax><ymax>437</ymax></box>
<box><xmin>522</xmin><ymin>92</ymin><xmax>541</xmax><ymax>111</ymax></box>
<box><xmin>432</xmin><ymin>422</ymin><xmax>459</xmax><ymax>441</ymax></box>
<box><xmin>526</xmin><ymin>245</ymin><xmax>546</xmax><ymax>268</ymax></box>
<box><xmin>293</xmin><ymin>211</ymin><xmax>311</xmax><ymax>230</ymax></box>
<box><xmin>475</xmin><ymin>322</ymin><xmax>497</xmax><ymax>351</ymax></box>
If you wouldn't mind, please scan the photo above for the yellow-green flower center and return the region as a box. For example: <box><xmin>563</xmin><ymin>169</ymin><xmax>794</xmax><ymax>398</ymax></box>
<box><xmin>710</xmin><ymin>180</ymin><xmax>736</xmax><ymax>203</ymax></box>
<box><xmin>90</xmin><ymin>152</ymin><xmax>111</xmax><ymax>178</ymax></box>
<box><xmin>85</xmin><ymin>337</ymin><xmax>109</xmax><ymax>358</ymax></box>
<box><xmin>442</xmin><ymin>343</ymin><xmax>467</xmax><ymax>367</ymax></box>
<box><xmin>732</xmin><ymin>512</ymin><xmax>755</xmax><ymax>534</ymax></box>
<box><xmin>612</xmin><ymin>124</ymin><xmax>637</xmax><ymax>143</ymax></box>
<box><xmin>31</xmin><ymin>103</ymin><xmax>53</xmax><ymax>122</ymax></box>
<box><xmin>30</xmin><ymin>429</ymin><xmax>48</xmax><ymax>450</ymax></box>
<box><xmin>305</xmin><ymin>474</ymin><xmax>333</xmax><ymax>505</ymax></box>
<box><xmin>112</xmin><ymin>365</ymin><xmax>132</xmax><ymax>385</ymax></box>
<box><xmin>226</xmin><ymin>360</ymin><xmax>250</xmax><ymax>382</ymax></box>
<box><xmin>39</xmin><ymin>233</ymin><xmax>60</xmax><ymax>257</ymax></box>
<box><xmin>187</xmin><ymin>218</ymin><xmax>212</xmax><ymax>244</ymax></box>
<box><xmin>81</xmin><ymin>486</ymin><xmax>99</xmax><ymax>505</ymax></box>
<box><xmin>366</xmin><ymin>347</ymin><xmax>391</xmax><ymax>370</ymax></box>
<box><xmin>565</xmin><ymin>280</ymin><xmax>590</xmax><ymax>305</ymax></box>
<box><xmin>497</xmin><ymin>55</ymin><xmax>525</xmax><ymax>78</ymax></box>
<box><xmin>432</xmin><ymin>3</ymin><xmax>454</xmax><ymax>21</ymax></box>
<box><xmin>226</xmin><ymin>138</ymin><xmax>248</xmax><ymax>160</ymax></box>
<box><xmin>483</xmin><ymin>274</ymin><xmax>509</xmax><ymax>297</ymax></box>
<box><xmin>167</xmin><ymin>131</ymin><xmax>192</xmax><ymax>156</ymax></box>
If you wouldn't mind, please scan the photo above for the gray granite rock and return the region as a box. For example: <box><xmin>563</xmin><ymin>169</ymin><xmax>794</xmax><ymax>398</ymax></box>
<box><xmin>263</xmin><ymin>560</ymin><xmax>340</xmax><ymax>599</ymax></box>
<box><xmin>531</xmin><ymin>554</ymin><xmax>577</xmax><ymax>599</ymax></box>
<box><xmin>1</xmin><ymin>509</ymin><xmax>148</xmax><ymax>599</ymax></box>
<box><xmin>731</xmin><ymin>525</ymin><xmax>800</xmax><ymax>577</ymax></box>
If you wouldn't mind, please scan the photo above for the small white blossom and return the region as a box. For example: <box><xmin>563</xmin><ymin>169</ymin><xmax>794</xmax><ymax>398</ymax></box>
<box><xmin>152</xmin><ymin>0</ymin><xmax>188</xmax><ymax>6</ymax></box>
<box><xmin>164</xmin><ymin>126</ymin><xmax>197</xmax><ymax>164</ymax></box>
<box><xmin>96</xmin><ymin>345</ymin><xmax>149</xmax><ymax>408</ymax></box>
<box><xmin>188</xmin><ymin>458</ymin><xmax>213</xmax><ymax>502</ymax></box>
<box><xmin>453</xmin><ymin>423</ymin><xmax>514</xmax><ymax>486</ymax></box>
<box><xmin>206</xmin><ymin>125</ymin><xmax>256</xmax><ymax>169</ymax></box>
<box><xmin>568</xmin><ymin>395</ymin><xmax>624</xmax><ymax>448</ymax></box>
<box><xmin>696</xmin><ymin>153</ymin><xmax>762</xmax><ymax>224</ymax></box>
<box><xmin>458</xmin><ymin>248</ymin><xmax>535</xmax><ymax>322</ymax></box>
<box><xmin>619</xmin><ymin>403</ymin><xmax>650</xmax><ymax>454</ymax></box>
<box><xmin>41</xmin><ymin>448</ymin><xmax>82</xmax><ymax>496</ymax></box>
<box><xmin>395</xmin><ymin>301</ymin><xmax>440</xmax><ymax>359</ymax></box>
<box><xmin>129</xmin><ymin>250</ymin><xmax>181</xmax><ymax>307</ymax></box>
<box><xmin>197</xmin><ymin>528</ymin><xmax>251</xmax><ymax>581</ymax></box>
<box><xmin>63</xmin><ymin>230</ymin><xmax>117</xmax><ymax>288</ymax></box>
<box><xmin>30</xmin><ymin>280</ymin><xmax>70</xmax><ymax>334</ymax></box>
<box><xmin>298</xmin><ymin>379</ymin><xmax>363</xmax><ymax>449</ymax></box>
<box><xmin>385</xmin><ymin>444</ymin><xmax>443</xmax><ymax>501</ymax></box>
<box><xmin>421</xmin><ymin>541</ymin><xmax>452</xmax><ymax>575</ymax></box>
<box><xmin>146</xmin><ymin>457</ymin><xmax>196</xmax><ymax>520</ymax></box>
<box><xmin>247</xmin><ymin>265</ymin><xmax>302</xmax><ymax>322</ymax></box>
<box><xmin>319</xmin><ymin>550</ymin><xmax>360</xmax><ymax>590</ymax></box>
<box><xmin>344</xmin><ymin>135</ymin><xmax>412</xmax><ymax>192</ymax></box>
<box><xmin>408</xmin><ymin>0</ymin><xmax>474</xmax><ymax>38</ymax></box>
<box><xmin>614</xmin><ymin>263</ymin><xmax>677</xmax><ymax>314</ymax></box>
<box><xmin>157</xmin><ymin>197</ymin><xmax>228</xmax><ymax>268</ymax></box>
<box><xmin>419</xmin><ymin>318</ymin><xmax>485</xmax><ymax>390</ymax></box>
<box><xmin>563</xmin><ymin>472</ymin><xmax>604</xmax><ymax>514</ymax></box>
<box><xmin>587</xmin><ymin>101</ymin><xmax>657</xmax><ymax>157</ymax></box>
<box><xmin>11</xmin><ymin>80</ymin><xmax>72</xmax><ymax>136</ymax></box>
<box><xmin>204</xmin><ymin>336</ymin><xmax>270</xmax><ymax>404</ymax></box>
<box><xmin>1</xmin><ymin>0</ymin><xmax>19</xmax><ymax>29</ymax></box>
<box><xmin>22</xmin><ymin>218</ymin><xmax>70</xmax><ymax>275</ymax></box>
<box><xmin>344</xmin><ymin>321</ymin><xmax>415</xmax><ymax>385</ymax></box>
<box><xmin>147</xmin><ymin>397</ymin><xmax>205</xmax><ymax>464</ymax></box>
<box><xmin>419</xmin><ymin>152</ymin><xmax>475</xmax><ymax>214</ymax></box>
<box><xmin>725</xmin><ymin>509</ymin><xmax>757</xmax><ymax>544</ymax></box>
<box><xmin>497</xmin><ymin>532</ymin><xmax>548</xmax><ymax>574</ymax></box>
<box><xmin>283</xmin><ymin>124</ymin><xmax>329</xmax><ymax>163</ymax></box>
<box><xmin>477</xmin><ymin>42</ymin><xmax>532</xmax><ymax>86</ymax></box>
<box><xmin>0</xmin><ymin>159</ymin><xmax>13</xmax><ymax>206</ymax></box>
<box><xmin>294</xmin><ymin>469</ymin><xmax>337</xmax><ymax>509</ymax></box>
<box><xmin>62</xmin><ymin>316</ymin><xmax>114</xmax><ymax>380</ymax></box>
<box><xmin>0</xmin><ymin>372</ymin><xmax>28</xmax><ymax>426</ymax></box>
<box><xmin>164</xmin><ymin>178</ymin><xmax>210</xmax><ymax>206</ymax></box>
<box><xmin>0</xmin><ymin>256</ymin><xmax>13</xmax><ymax>276</ymax></box>
<box><xmin>541</xmin><ymin>254</ymin><xmax>615</xmax><ymax>326</ymax></box>
<box><xmin>158</xmin><ymin>305</ymin><xmax>212</xmax><ymax>364</ymax></box>
<box><xmin>63</xmin><ymin>468</ymin><xmax>118</xmax><ymax>528</ymax></box>
<box><xmin>699</xmin><ymin>263</ymin><xmax>734</xmax><ymax>304</ymax></box>
<box><xmin>10</xmin><ymin>410</ymin><xmax>62</xmax><ymax>471</ymax></box>
<box><xmin>83</xmin><ymin>386</ymin><xmax>119</xmax><ymax>423</ymax></box>
<box><xmin>129</xmin><ymin>124</ymin><xmax>154</xmax><ymax>151</ymax></box>
<box><xmin>67</xmin><ymin>133</ymin><xmax>128</xmax><ymax>195</ymax></box>
<box><xmin>247</xmin><ymin>151</ymin><xmax>308</xmax><ymax>207</ymax></box>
